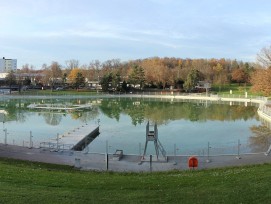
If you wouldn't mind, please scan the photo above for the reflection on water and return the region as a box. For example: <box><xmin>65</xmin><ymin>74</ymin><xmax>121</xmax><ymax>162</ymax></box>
<box><xmin>41</xmin><ymin>112</ymin><xmax>62</xmax><ymax>126</ymax></box>
<box><xmin>249</xmin><ymin>125</ymin><xmax>271</xmax><ymax>152</ymax></box>
<box><xmin>0</xmin><ymin>97</ymin><xmax>269</xmax><ymax>154</ymax></box>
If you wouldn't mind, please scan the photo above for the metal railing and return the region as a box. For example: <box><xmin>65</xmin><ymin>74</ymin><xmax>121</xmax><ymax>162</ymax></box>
<box><xmin>39</xmin><ymin>142</ymin><xmax>74</xmax><ymax>152</ymax></box>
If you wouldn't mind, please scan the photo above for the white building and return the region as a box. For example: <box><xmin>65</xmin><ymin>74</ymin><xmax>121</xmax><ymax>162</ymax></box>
<box><xmin>0</xmin><ymin>57</ymin><xmax>17</xmax><ymax>73</ymax></box>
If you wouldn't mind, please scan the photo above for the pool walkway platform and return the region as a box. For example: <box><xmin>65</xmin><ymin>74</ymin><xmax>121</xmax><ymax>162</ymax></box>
<box><xmin>39</xmin><ymin>124</ymin><xmax>99</xmax><ymax>151</ymax></box>
<box><xmin>0</xmin><ymin>144</ymin><xmax>270</xmax><ymax>172</ymax></box>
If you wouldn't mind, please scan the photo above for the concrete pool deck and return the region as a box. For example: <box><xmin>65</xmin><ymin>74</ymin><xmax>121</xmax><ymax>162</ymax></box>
<box><xmin>0</xmin><ymin>144</ymin><xmax>270</xmax><ymax>172</ymax></box>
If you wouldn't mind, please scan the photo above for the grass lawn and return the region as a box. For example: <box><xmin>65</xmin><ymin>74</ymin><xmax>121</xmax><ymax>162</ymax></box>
<box><xmin>15</xmin><ymin>83</ymin><xmax>264</xmax><ymax>97</ymax></box>
<box><xmin>0</xmin><ymin>158</ymin><xmax>270</xmax><ymax>204</ymax></box>
<box><xmin>211</xmin><ymin>83</ymin><xmax>264</xmax><ymax>96</ymax></box>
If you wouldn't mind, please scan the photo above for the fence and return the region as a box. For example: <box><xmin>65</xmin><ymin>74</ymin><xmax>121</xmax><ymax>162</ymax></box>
<box><xmin>0</xmin><ymin>125</ymin><xmax>268</xmax><ymax>155</ymax></box>
<box><xmin>261</xmin><ymin>104</ymin><xmax>271</xmax><ymax>117</ymax></box>
<box><xmin>0</xmin><ymin>128</ymin><xmax>270</xmax><ymax>172</ymax></box>
<box><xmin>53</xmin><ymin>139</ymin><xmax>271</xmax><ymax>172</ymax></box>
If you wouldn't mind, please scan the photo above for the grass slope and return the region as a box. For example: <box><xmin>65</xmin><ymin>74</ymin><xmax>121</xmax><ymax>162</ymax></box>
<box><xmin>0</xmin><ymin>158</ymin><xmax>270</xmax><ymax>204</ymax></box>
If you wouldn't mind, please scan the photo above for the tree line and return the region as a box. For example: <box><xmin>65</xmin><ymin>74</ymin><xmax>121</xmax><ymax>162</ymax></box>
<box><xmin>3</xmin><ymin>45</ymin><xmax>271</xmax><ymax>95</ymax></box>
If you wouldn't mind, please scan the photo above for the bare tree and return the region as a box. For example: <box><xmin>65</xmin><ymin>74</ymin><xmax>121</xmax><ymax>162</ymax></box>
<box><xmin>51</xmin><ymin>62</ymin><xmax>62</xmax><ymax>79</ymax></box>
<box><xmin>257</xmin><ymin>45</ymin><xmax>271</xmax><ymax>68</ymax></box>
<box><xmin>88</xmin><ymin>60</ymin><xmax>101</xmax><ymax>81</ymax></box>
<box><xmin>42</xmin><ymin>61</ymin><xmax>62</xmax><ymax>90</ymax></box>
<box><xmin>66</xmin><ymin>59</ymin><xmax>79</xmax><ymax>70</ymax></box>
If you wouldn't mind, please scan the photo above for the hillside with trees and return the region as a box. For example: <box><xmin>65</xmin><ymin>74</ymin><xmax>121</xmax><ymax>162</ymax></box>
<box><xmin>3</xmin><ymin>45</ymin><xmax>271</xmax><ymax>95</ymax></box>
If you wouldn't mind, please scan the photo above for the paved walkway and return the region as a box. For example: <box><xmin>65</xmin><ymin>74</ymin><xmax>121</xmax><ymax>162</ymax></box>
<box><xmin>0</xmin><ymin>144</ymin><xmax>270</xmax><ymax>172</ymax></box>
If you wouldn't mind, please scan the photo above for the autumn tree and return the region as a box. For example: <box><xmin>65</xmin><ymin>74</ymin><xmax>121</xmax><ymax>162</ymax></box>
<box><xmin>213</xmin><ymin>63</ymin><xmax>223</xmax><ymax>82</ymax></box>
<box><xmin>68</xmin><ymin>68</ymin><xmax>85</xmax><ymax>89</ymax></box>
<box><xmin>250</xmin><ymin>68</ymin><xmax>271</xmax><ymax>96</ymax></box>
<box><xmin>142</xmin><ymin>59</ymin><xmax>156</xmax><ymax>85</ymax></box>
<box><xmin>212</xmin><ymin>63</ymin><xmax>228</xmax><ymax>91</ymax></box>
<box><xmin>231</xmin><ymin>69</ymin><xmax>247</xmax><ymax>85</ymax></box>
<box><xmin>192</xmin><ymin>59</ymin><xmax>209</xmax><ymax>77</ymax></box>
<box><xmin>250</xmin><ymin>46</ymin><xmax>271</xmax><ymax>95</ymax></box>
<box><xmin>142</xmin><ymin>58</ymin><xmax>173</xmax><ymax>89</ymax></box>
<box><xmin>36</xmin><ymin>57</ymin><xmax>254</xmax><ymax>92</ymax></box>
<box><xmin>257</xmin><ymin>45</ymin><xmax>271</xmax><ymax>68</ymax></box>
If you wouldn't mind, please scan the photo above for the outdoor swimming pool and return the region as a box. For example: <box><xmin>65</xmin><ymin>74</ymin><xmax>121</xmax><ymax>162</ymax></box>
<box><xmin>0</xmin><ymin>96</ymin><xmax>269</xmax><ymax>155</ymax></box>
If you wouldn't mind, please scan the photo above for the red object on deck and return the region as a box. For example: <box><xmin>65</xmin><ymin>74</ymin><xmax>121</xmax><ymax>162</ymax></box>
<box><xmin>188</xmin><ymin>157</ymin><xmax>198</xmax><ymax>169</ymax></box>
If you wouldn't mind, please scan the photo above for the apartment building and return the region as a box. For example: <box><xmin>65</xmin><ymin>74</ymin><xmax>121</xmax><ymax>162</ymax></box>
<box><xmin>0</xmin><ymin>57</ymin><xmax>17</xmax><ymax>73</ymax></box>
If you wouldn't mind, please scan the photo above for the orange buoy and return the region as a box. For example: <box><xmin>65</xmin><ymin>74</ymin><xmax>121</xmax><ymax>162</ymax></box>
<box><xmin>188</xmin><ymin>156</ymin><xmax>198</xmax><ymax>169</ymax></box>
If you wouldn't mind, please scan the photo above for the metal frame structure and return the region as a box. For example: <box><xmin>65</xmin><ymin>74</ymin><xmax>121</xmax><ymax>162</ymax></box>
<box><xmin>142</xmin><ymin>121</ymin><xmax>166</xmax><ymax>161</ymax></box>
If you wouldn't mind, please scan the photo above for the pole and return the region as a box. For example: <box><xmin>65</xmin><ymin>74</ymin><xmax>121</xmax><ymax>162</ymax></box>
<box><xmin>84</xmin><ymin>139</ymin><xmax>89</xmax><ymax>154</ymax></box>
<box><xmin>29</xmin><ymin>131</ymin><xmax>33</xmax><ymax>149</ymax></box>
<box><xmin>105</xmin><ymin>153</ymin><xmax>109</xmax><ymax>171</ymax></box>
<box><xmin>106</xmin><ymin>140</ymin><xmax>108</xmax><ymax>154</ymax></box>
<box><xmin>174</xmin><ymin>144</ymin><xmax>177</xmax><ymax>165</ymax></box>
<box><xmin>56</xmin><ymin>133</ymin><xmax>59</xmax><ymax>151</ymax></box>
<box><xmin>236</xmin><ymin>139</ymin><xmax>241</xmax><ymax>159</ymax></box>
<box><xmin>206</xmin><ymin>142</ymin><xmax>211</xmax><ymax>163</ymax></box>
<box><xmin>150</xmin><ymin>155</ymin><xmax>152</xmax><ymax>172</ymax></box>
<box><xmin>4</xmin><ymin>129</ymin><xmax>7</xmax><ymax>145</ymax></box>
<box><xmin>105</xmin><ymin>140</ymin><xmax>109</xmax><ymax>171</ymax></box>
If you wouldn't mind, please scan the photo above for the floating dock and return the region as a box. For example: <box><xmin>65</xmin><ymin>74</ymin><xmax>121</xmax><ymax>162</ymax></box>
<box><xmin>28</xmin><ymin>103</ymin><xmax>92</xmax><ymax>111</ymax></box>
<box><xmin>40</xmin><ymin>124</ymin><xmax>99</xmax><ymax>151</ymax></box>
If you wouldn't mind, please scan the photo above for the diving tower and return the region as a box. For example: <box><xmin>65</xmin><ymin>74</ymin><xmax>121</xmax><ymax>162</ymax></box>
<box><xmin>142</xmin><ymin>121</ymin><xmax>167</xmax><ymax>161</ymax></box>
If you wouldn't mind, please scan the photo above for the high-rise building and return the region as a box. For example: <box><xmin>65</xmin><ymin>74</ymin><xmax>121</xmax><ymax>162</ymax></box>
<box><xmin>0</xmin><ymin>57</ymin><xmax>17</xmax><ymax>73</ymax></box>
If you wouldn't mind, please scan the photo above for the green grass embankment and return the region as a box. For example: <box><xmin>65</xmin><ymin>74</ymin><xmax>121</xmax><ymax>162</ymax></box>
<box><xmin>15</xmin><ymin>83</ymin><xmax>263</xmax><ymax>97</ymax></box>
<box><xmin>0</xmin><ymin>158</ymin><xmax>270</xmax><ymax>204</ymax></box>
<box><xmin>211</xmin><ymin>83</ymin><xmax>264</xmax><ymax>96</ymax></box>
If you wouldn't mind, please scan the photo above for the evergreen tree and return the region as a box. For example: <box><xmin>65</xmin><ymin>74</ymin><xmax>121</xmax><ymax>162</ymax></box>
<box><xmin>112</xmin><ymin>72</ymin><xmax>121</xmax><ymax>91</ymax></box>
<box><xmin>75</xmin><ymin>72</ymin><xmax>85</xmax><ymax>89</ymax></box>
<box><xmin>100</xmin><ymin>73</ymin><xmax>112</xmax><ymax>92</ymax></box>
<box><xmin>128</xmin><ymin>65</ymin><xmax>145</xmax><ymax>89</ymax></box>
<box><xmin>183</xmin><ymin>69</ymin><xmax>202</xmax><ymax>92</ymax></box>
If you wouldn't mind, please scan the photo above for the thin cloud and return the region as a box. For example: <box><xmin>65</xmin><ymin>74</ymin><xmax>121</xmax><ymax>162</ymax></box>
<box><xmin>1</xmin><ymin>0</ymin><xmax>271</xmax><ymax>67</ymax></box>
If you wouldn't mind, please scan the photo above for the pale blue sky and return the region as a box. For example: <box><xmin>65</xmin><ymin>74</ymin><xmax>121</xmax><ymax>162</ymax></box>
<box><xmin>1</xmin><ymin>0</ymin><xmax>271</xmax><ymax>68</ymax></box>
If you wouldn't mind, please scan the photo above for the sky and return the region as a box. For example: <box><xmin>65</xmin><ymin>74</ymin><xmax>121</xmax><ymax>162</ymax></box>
<box><xmin>1</xmin><ymin>0</ymin><xmax>271</xmax><ymax>69</ymax></box>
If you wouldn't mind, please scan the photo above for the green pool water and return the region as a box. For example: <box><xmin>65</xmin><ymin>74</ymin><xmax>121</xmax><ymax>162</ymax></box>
<box><xmin>0</xmin><ymin>97</ymin><xmax>268</xmax><ymax>155</ymax></box>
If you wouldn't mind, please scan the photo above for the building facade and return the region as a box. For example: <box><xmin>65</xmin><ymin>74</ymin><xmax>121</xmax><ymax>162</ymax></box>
<box><xmin>0</xmin><ymin>57</ymin><xmax>17</xmax><ymax>73</ymax></box>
